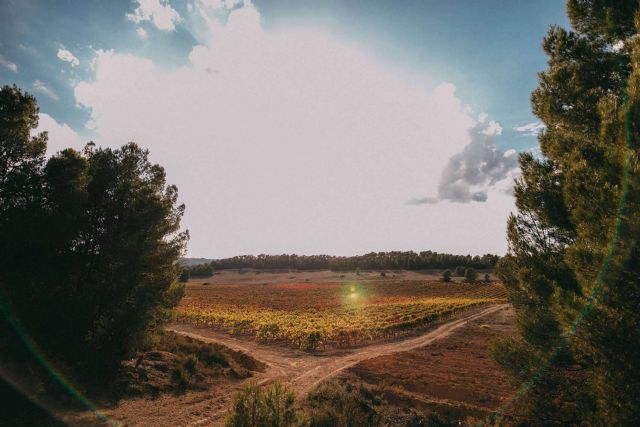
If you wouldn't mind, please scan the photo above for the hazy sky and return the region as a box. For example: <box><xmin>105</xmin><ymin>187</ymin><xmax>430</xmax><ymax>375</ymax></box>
<box><xmin>0</xmin><ymin>0</ymin><xmax>568</xmax><ymax>258</ymax></box>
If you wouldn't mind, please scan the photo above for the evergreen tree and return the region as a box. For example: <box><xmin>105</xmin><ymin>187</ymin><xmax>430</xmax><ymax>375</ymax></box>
<box><xmin>463</xmin><ymin>268</ymin><xmax>478</xmax><ymax>283</ymax></box>
<box><xmin>442</xmin><ymin>270</ymin><xmax>452</xmax><ymax>282</ymax></box>
<box><xmin>494</xmin><ymin>2</ymin><xmax>640</xmax><ymax>424</ymax></box>
<box><xmin>0</xmin><ymin>85</ymin><xmax>188</xmax><ymax>380</ymax></box>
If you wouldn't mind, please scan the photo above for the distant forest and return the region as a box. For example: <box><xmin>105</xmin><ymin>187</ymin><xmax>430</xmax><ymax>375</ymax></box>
<box><xmin>182</xmin><ymin>251</ymin><xmax>499</xmax><ymax>275</ymax></box>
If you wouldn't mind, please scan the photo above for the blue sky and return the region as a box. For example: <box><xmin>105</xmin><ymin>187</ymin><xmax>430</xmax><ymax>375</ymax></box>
<box><xmin>0</xmin><ymin>1</ymin><xmax>569</xmax><ymax>257</ymax></box>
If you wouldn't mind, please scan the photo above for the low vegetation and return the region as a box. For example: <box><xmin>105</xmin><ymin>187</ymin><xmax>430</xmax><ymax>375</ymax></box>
<box><xmin>120</xmin><ymin>332</ymin><xmax>263</xmax><ymax>396</ymax></box>
<box><xmin>226</xmin><ymin>379</ymin><xmax>461</xmax><ymax>427</ymax></box>
<box><xmin>177</xmin><ymin>281</ymin><xmax>506</xmax><ymax>350</ymax></box>
<box><xmin>226</xmin><ymin>382</ymin><xmax>298</xmax><ymax>427</ymax></box>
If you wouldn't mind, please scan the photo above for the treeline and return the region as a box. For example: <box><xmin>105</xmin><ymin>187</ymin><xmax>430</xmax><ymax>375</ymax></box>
<box><xmin>202</xmin><ymin>251</ymin><xmax>499</xmax><ymax>271</ymax></box>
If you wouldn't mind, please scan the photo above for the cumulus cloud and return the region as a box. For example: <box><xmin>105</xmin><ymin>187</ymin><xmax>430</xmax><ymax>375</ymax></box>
<box><xmin>34</xmin><ymin>114</ymin><xmax>85</xmax><ymax>156</ymax></box>
<box><xmin>33</xmin><ymin>80</ymin><xmax>59</xmax><ymax>101</ymax></box>
<box><xmin>437</xmin><ymin>121</ymin><xmax>518</xmax><ymax>203</ymax></box>
<box><xmin>57</xmin><ymin>48</ymin><xmax>80</xmax><ymax>67</ymax></box>
<box><xmin>410</xmin><ymin>119</ymin><xmax>519</xmax><ymax>204</ymax></box>
<box><xmin>137</xmin><ymin>27</ymin><xmax>148</xmax><ymax>38</ymax></box>
<box><xmin>482</xmin><ymin>120</ymin><xmax>502</xmax><ymax>136</ymax></box>
<box><xmin>514</xmin><ymin>121</ymin><xmax>545</xmax><ymax>136</ymax></box>
<box><xmin>75</xmin><ymin>1</ymin><xmax>515</xmax><ymax>256</ymax></box>
<box><xmin>0</xmin><ymin>54</ymin><xmax>18</xmax><ymax>72</ymax></box>
<box><xmin>126</xmin><ymin>0</ymin><xmax>181</xmax><ymax>31</ymax></box>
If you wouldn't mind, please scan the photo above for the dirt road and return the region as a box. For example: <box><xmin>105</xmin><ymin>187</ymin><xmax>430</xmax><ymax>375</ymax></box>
<box><xmin>169</xmin><ymin>303</ymin><xmax>510</xmax><ymax>425</ymax></box>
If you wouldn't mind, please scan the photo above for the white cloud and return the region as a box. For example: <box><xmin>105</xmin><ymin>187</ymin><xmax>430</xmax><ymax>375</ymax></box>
<box><xmin>33</xmin><ymin>80</ymin><xmax>59</xmax><ymax>101</ymax></box>
<box><xmin>137</xmin><ymin>27</ymin><xmax>148</xmax><ymax>38</ymax></box>
<box><xmin>514</xmin><ymin>121</ymin><xmax>545</xmax><ymax>136</ymax></box>
<box><xmin>34</xmin><ymin>114</ymin><xmax>84</xmax><ymax>156</ymax></box>
<box><xmin>126</xmin><ymin>0</ymin><xmax>181</xmax><ymax>31</ymax></box>
<box><xmin>428</xmin><ymin>120</ymin><xmax>518</xmax><ymax>204</ymax></box>
<box><xmin>57</xmin><ymin>48</ymin><xmax>80</xmax><ymax>67</ymax></box>
<box><xmin>0</xmin><ymin>54</ymin><xmax>18</xmax><ymax>72</ymax></box>
<box><xmin>200</xmin><ymin>0</ymin><xmax>242</xmax><ymax>9</ymax></box>
<box><xmin>76</xmin><ymin>1</ymin><xmax>514</xmax><ymax>256</ymax></box>
<box><xmin>482</xmin><ymin>119</ymin><xmax>502</xmax><ymax>136</ymax></box>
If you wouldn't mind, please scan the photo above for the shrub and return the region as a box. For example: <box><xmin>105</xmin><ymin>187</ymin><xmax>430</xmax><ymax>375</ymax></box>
<box><xmin>464</xmin><ymin>268</ymin><xmax>478</xmax><ymax>282</ymax></box>
<box><xmin>306</xmin><ymin>381</ymin><xmax>379</xmax><ymax>427</ymax></box>
<box><xmin>226</xmin><ymin>382</ymin><xmax>298</xmax><ymax>427</ymax></box>
<box><xmin>263</xmin><ymin>382</ymin><xmax>297</xmax><ymax>427</ymax></box>
<box><xmin>441</xmin><ymin>270</ymin><xmax>452</xmax><ymax>282</ymax></box>
<box><xmin>454</xmin><ymin>266</ymin><xmax>466</xmax><ymax>277</ymax></box>
<box><xmin>484</xmin><ymin>273</ymin><xmax>491</xmax><ymax>283</ymax></box>
<box><xmin>170</xmin><ymin>366</ymin><xmax>190</xmax><ymax>391</ymax></box>
<box><xmin>300</xmin><ymin>331</ymin><xmax>322</xmax><ymax>351</ymax></box>
<box><xmin>179</xmin><ymin>269</ymin><xmax>190</xmax><ymax>282</ymax></box>
<box><xmin>183</xmin><ymin>354</ymin><xmax>198</xmax><ymax>375</ymax></box>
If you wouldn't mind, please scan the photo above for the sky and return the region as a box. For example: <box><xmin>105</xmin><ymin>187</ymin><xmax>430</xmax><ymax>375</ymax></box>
<box><xmin>0</xmin><ymin>0</ymin><xmax>569</xmax><ymax>258</ymax></box>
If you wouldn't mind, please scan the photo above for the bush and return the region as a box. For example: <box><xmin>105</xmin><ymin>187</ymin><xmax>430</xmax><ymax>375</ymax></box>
<box><xmin>226</xmin><ymin>382</ymin><xmax>298</xmax><ymax>427</ymax></box>
<box><xmin>441</xmin><ymin>270</ymin><xmax>452</xmax><ymax>282</ymax></box>
<box><xmin>189</xmin><ymin>263</ymin><xmax>214</xmax><ymax>277</ymax></box>
<box><xmin>454</xmin><ymin>266</ymin><xmax>466</xmax><ymax>277</ymax></box>
<box><xmin>464</xmin><ymin>268</ymin><xmax>478</xmax><ymax>282</ymax></box>
<box><xmin>484</xmin><ymin>273</ymin><xmax>490</xmax><ymax>283</ymax></box>
<box><xmin>179</xmin><ymin>269</ymin><xmax>190</xmax><ymax>282</ymax></box>
<box><xmin>300</xmin><ymin>331</ymin><xmax>322</xmax><ymax>351</ymax></box>
<box><xmin>170</xmin><ymin>366</ymin><xmax>190</xmax><ymax>391</ymax></box>
<box><xmin>306</xmin><ymin>381</ymin><xmax>379</xmax><ymax>427</ymax></box>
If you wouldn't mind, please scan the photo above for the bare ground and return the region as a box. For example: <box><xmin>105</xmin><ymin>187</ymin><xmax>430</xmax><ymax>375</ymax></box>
<box><xmin>343</xmin><ymin>304</ymin><xmax>517</xmax><ymax>421</ymax></box>
<box><xmin>60</xmin><ymin>303</ymin><xmax>509</xmax><ymax>426</ymax></box>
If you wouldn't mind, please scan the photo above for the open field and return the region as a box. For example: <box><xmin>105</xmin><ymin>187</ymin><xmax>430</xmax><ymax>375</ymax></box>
<box><xmin>187</xmin><ymin>268</ymin><xmax>495</xmax><ymax>285</ymax></box>
<box><xmin>177</xmin><ymin>274</ymin><xmax>507</xmax><ymax>350</ymax></box>
<box><xmin>60</xmin><ymin>272</ymin><xmax>513</xmax><ymax>426</ymax></box>
<box><xmin>342</xmin><ymin>304</ymin><xmax>517</xmax><ymax>421</ymax></box>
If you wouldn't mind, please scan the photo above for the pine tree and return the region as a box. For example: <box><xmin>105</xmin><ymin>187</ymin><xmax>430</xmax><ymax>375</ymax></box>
<box><xmin>494</xmin><ymin>2</ymin><xmax>640</xmax><ymax>424</ymax></box>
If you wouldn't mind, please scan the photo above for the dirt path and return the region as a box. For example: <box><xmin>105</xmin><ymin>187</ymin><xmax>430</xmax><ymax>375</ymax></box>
<box><xmin>169</xmin><ymin>303</ymin><xmax>509</xmax><ymax>425</ymax></box>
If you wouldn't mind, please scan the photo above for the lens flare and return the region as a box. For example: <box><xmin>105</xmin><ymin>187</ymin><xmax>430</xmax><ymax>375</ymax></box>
<box><xmin>0</xmin><ymin>291</ymin><xmax>119</xmax><ymax>426</ymax></box>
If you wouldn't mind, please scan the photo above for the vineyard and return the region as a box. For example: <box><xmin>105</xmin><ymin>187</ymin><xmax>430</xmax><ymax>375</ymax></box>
<box><xmin>176</xmin><ymin>280</ymin><xmax>507</xmax><ymax>350</ymax></box>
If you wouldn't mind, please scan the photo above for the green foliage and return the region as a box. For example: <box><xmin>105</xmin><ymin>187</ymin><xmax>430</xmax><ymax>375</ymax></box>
<box><xmin>0</xmin><ymin>85</ymin><xmax>188</xmax><ymax>381</ymax></box>
<box><xmin>226</xmin><ymin>382</ymin><xmax>298</xmax><ymax>427</ymax></box>
<box><xmin>484</xmin><ymin>273</ymin><xmax>490</xmax><ymax>283</ymax></box>
<box><xmin>170</xmin><ymin>365</ymin><xmax>190</xmax><ymax>391</ymax></box>
<box><xmin>441</xmin><ymin>270</ymin><xmax>452</xmax><ymax>282</ymax></box>
<box><xmin>306</xmin><ymin>381</ymin><xmax>379</xmax><ymax>427</ymax></box>
<box><xmin>179</xmin><ymin>268</ymin><xmax>191</xmax><ymax>282</ymax></box>
<box><xmin>454</xmin><ymin>266</ymin><xmax>466</xmax><ymax>277</ymax></box>
<box><xmin>210</xmin><ymin>252</ymin><xmax>499</xmax><ymax>271</ymax></box>
<box><xmin>463</xmin><ymin>268</ymin><xmax>477</xmax><ymax>283</ymax></box>
<box><xmin>188</xmin><ymin>263</ymin><xmax>214</xmax><ymax>277</ymax></box>
<box><xmin>300</xmin><ymin>331</ymin><xmax>321</xmax><ymax>351</ymax></box>
<box><xmin>495</xmin><ymin>2</ymin><xmax>640</xmax><ymax>424</ymax></box>
<box><xmin>154</xmin><ymin>331</ymin><xmax>229</xmax><ymax>368</ymax></box>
